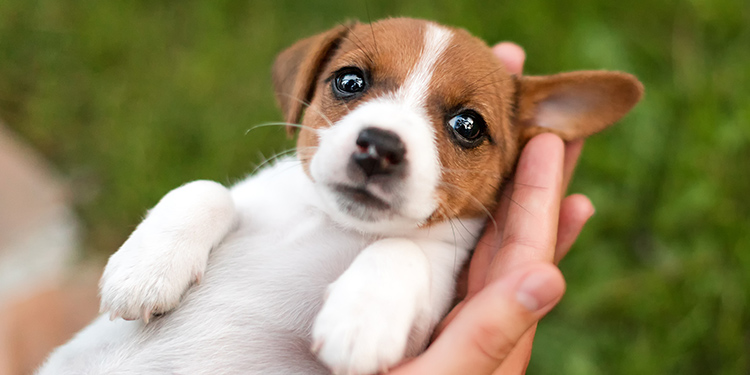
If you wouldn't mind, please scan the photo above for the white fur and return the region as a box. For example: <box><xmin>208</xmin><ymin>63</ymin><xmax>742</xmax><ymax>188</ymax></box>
<box><xmin>37</xmin><ymin>21</ymin><xmax>484</xmax><ymax>375</ymax></box>
<box><xmin>99</xmin><ymin>180</ymin><xmax>237</xmax><ymax>322</ymax></box>
<box><xmin>399</xmin><ymin>24</ymin><xmax>452</xmax><ymax>108</ymax></box>
<box><xmin>311</xmin><ymin>99</ymin><xmax>441</xmax><ymax>233</ymax></box>
<box><xmin>313</xmin><ymin>238</ymin><xmax>430</xmax><ymax>373</ymax></box>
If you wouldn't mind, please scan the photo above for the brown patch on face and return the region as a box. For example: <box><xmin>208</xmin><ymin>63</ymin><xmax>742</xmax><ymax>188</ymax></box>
<box><xmin>422</xmin><ymin>28</ymin><xmax>518</xmax><ymax>224</ymax></box>
<box><xmin>275</xmin><ymin>19</ymin><xmax>520</xmax><ymax>223</ymax></box>
<box><xmin>296</xmin><ymin>19</ymin><xmax>429</xmax><ymax>177</ymax></box>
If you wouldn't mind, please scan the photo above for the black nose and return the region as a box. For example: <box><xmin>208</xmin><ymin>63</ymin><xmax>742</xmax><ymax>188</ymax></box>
<box><xmin>352</xmin><ymin>127</ymin><xmax>406</xmax><ymax>177</ymax></box>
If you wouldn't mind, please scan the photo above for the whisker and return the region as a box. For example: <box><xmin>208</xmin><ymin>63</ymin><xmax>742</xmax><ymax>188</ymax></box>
<box><xmin>339</xmin><ymin>23</ymin><xmax>376</xmax><ymax>67</ymax></box>
<box><xmin>461</xmin><ymin>67</ymin><xmax>508</xmax><ymax>92</ymax></box>
<box><xmin>447</xmin><ymin>218</ymin><xmax>459</xmax><ymax>274</ymax></box>
<box><xmin>447</xmin><ymin>210</ymin><xmax>473</xmax><ymax>245</ymax></box>
<box><xmin>499</xmin><ymin>188</ymin><xmax>534</xmax><ymax>216</ymax></box>
<box><xmin>250</xmin><ymin>146</ymin><xmax>319</xmax><ymax>175</ymax></box>
<box><xmin>246</xmin><ymin>122</ymin><xmax>319</xmax><ymax>135</ymax></box>
<box><xmin>453</xmin><ymin>216</ymin><xmax>482</xmax><ymax>243</ymax></box>
<box><xmin>364</xmin><ymin>3</ymin><xmax>379</xmax><ymax>56</ymax></box>
<box><xmin>441</xmin><ymin>198</ymin><xmax>499</xmax><ymax>250</ymax></box>
<box><xmin>512</xmin><ymin>181</ymin><xmax>548</xmax><ymax>190</ymax></box>
<box><xmin>465</xmin><ymin>78</ymin><xmax>513</xmax><ymax>96</ymax></box>
<box><xmin>277</xmin><ymin>93</ymin><xmax>336</xmax><ymax>128</ymax></box>
<box><xmin>278</xmin><ymin>160</ymin><xmax>305</xmax><ymax>174</ymax></box>
<box><xmin>441</xmin><ymin>167</ymin><xmax>547</xmax><ymax>190</ymax></box>
<box><xmin>438</xmin><ymin>181</ymin><xmax>499</xmax><ymax>236</ymax></box>
<box><xmin>342</xmin><ymin>99</ymin><xmax>352</xmax><ymax>114</ymax></box>
<box><xmin>440</xmin><ymin>167</ymin><xmax>506</xmax><ymax>179</ymax></box>
<box><xmin>458</xmin><ymin>75</ymin><xmax>513</xmax><ymax>100</ymax></box>
<box><xmin>251</xmin><ymin>148</ymin><xmax>298</xmax><ymax>174</ymax></box>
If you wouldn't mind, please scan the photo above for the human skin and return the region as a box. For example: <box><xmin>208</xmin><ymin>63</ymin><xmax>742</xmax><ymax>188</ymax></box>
<box><xmin>390</xmin><ymin>42</ymin><xmax>595</xmax><ymax>375</ymax></box>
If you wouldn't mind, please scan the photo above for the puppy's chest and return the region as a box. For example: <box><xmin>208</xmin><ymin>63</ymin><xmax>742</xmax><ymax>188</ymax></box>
<box><xmin>194</xmin><ymin>209</ymin><xmax>376</xmax><ymax>333</ymax></box>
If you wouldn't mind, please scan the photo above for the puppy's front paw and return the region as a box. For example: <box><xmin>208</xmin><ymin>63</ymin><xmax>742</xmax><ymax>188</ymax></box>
<box><xmin>312</xmin><ymin>280</ymin><xmax>418</xmax><ymax>375</ymax></box>
<box><xmin>99</xmin><ymin>230</ymin><xmax>206</xmax><ymax>323</ymax></box>
<box><xmin>99</xmin><ymin>180</ymin><xmax>235</xmax><ymax>322</ymax></box>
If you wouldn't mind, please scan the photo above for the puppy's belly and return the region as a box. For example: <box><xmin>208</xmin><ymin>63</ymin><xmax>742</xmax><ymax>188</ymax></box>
<box><xmin>55</xmin><ymin>213</ymin><xmax>374</xmax><ymax>375</ymax></box>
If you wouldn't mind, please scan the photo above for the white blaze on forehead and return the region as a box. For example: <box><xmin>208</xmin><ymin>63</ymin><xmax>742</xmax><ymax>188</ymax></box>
<box><xmin>310</xmin><ymin>23</ymin><xmax>454</xmax><ymax>231</ymax></box>
<box><xmin>398</xmin><ymin>23</ymin><xmax>453</xmax><ymax>107</ymax></box>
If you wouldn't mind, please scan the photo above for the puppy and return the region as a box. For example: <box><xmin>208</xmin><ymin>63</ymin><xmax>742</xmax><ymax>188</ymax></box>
<box><xmin>37</xmin><ymin>18</ymin><xmax>642</xmax><ymax>375</ymax></box>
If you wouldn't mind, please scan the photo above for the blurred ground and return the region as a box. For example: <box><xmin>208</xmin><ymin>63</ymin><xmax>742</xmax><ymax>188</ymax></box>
<box><xmin>0</xmin><ymin>0</ymin><xmax>748</xmax><ymax>374</ymax></box>
<box><xmin>0</xmin><ymin>122</ymin><xmax>99</xmax><ymax>374</ymax></box>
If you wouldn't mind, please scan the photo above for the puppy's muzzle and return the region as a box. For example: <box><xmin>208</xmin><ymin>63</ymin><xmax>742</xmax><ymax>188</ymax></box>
<box><xmin>352</xmin><ymin>127</ymin><xmax>406</xmax><ymax>178</ymax></box>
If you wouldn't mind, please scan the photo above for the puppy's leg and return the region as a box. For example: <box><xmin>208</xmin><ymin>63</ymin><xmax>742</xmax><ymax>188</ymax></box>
<box><xmin>99</xmin><ymin>180</ymin><xmax>237</xmax><ymax>322</ymax></box>
<box><xmin>313</xmin><ymin>238</ymin><xmax>464</xmax><ymax>374</ymax></box>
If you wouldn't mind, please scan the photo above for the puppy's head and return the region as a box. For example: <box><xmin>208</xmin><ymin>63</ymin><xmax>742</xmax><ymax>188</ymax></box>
<box><xmin>273</xmin><ymin>18</ymin><xmax>642</xmax><ymax>233</ymax></box>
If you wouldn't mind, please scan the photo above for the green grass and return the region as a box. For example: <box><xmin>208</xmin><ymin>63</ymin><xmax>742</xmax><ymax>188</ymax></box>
<box><xmin>1</xmin><ymin>0</ymin><xmax>748</xmax><ymax>373</ymax></box>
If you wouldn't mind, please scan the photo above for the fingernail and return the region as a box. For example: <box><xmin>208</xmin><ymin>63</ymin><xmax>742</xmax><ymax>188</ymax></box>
<box><xmin>515</xmin><ymin>269</ymin><xmax>563</xmax><ymax>311</ymax></box>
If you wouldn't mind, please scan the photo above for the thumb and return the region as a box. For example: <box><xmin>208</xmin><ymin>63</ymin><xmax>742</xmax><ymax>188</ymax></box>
<box><xmin>393</xmin><ymin>264</ymin><xmax>565</xmax><ymax>375</ymax></box>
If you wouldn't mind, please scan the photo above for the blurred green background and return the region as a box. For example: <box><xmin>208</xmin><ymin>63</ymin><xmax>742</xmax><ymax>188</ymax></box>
<box><xmin>1</xmin><ymin>0</ymin><xmax>748</xmax><ymax>373</ymax></box>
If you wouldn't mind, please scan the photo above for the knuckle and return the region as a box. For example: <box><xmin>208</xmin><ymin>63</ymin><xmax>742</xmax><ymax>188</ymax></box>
<box><xmin>471</xmin><ymin>321</ymin><xmax>516</xmax><ymax>363</ymax></box>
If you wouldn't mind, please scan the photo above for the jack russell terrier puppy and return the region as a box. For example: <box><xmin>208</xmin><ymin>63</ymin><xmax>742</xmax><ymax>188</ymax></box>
<box><xmin>38</xmin><ymin>18</ymin><xmax>642</xmax><ymax>375</ymax></box>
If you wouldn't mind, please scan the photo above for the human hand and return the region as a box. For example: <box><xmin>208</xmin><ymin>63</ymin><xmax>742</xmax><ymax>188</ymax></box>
<box><xmin>389</xmin><ymin>42</ymin><xmax>595</xmax><ymax>375</ymax></box>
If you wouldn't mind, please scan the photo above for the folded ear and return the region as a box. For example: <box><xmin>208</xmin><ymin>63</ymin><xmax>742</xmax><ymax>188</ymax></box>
<box><xmin>514</xmin><ymin>71</ymin><xmax>644</xmax><ymax>143</ymax></box>
<box><xmin>272</xmin><ymin>23</ymin><xmax>354</xmax><ymax>135</ymax></box>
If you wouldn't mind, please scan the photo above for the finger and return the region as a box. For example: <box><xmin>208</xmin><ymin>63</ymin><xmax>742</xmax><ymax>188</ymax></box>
<box><xmin>494</xmin><ymin>192</ymin><xmax>592</xmax><ymax>372</ymax></box>
<box><xmin>492</xmin><ymin>196</ymin><xmax>592</xmax><ymax>374</ymax></box>
<box><xmin>432</xmin><ymin>300</ymin><xmax>464</xmax><ymax>339</ymax></box>
<box><xmin>492</xmin><ymin>328</ymin><xmax>536</xmax><ymax>375</ymax></box>
<box><xmin>562</xmin><ymin>140</ymin><xmax>584</xmax><ymax>194</ymax></box>
<box><xmin>492</xmin><ymin>42</ymin><xmax>526</xmax><ymax>75</ymax></box>
<box><xmin>554</xmin><ymin>194</ymin><xmax>595</xmax><ymax>264</ymax></box>
<box><xmin>466</xmin><ymin>181</ymin><xmax>514</xmax><ymax>297</ymax></box>
<box><xmin>488</xmin><ymin>134</ymin><xmax>565</xmax><ymax>280</ymax></box>
<box><xmin>394</xmin><ymin>264</ymin><xmax>565</xmax><ymax>375</ymax></box>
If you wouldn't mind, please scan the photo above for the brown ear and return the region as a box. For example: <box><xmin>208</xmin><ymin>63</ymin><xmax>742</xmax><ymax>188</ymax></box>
<box><xmin>515</xmin><ymin>71</ymin><xmax>644</xmax><ymax>142</ymax></box>
<box><xmin>272</xmin><ymin>23</ymin><xmax>354</xmax><ymax>135</ymax></box>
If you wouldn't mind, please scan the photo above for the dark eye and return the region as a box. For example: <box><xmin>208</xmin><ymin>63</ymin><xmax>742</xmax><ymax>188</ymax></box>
<box><xmin>333</xmin><ymin>68</ymin><xmax>367</xmax><ymax>98</ymax></box>
<box><xmin>447</xmin><ymin>111</ymin><xmax>486</xmax><ymax>147</ymax></box>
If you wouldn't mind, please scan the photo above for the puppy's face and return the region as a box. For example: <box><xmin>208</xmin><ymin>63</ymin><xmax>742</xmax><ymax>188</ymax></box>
<box><xmin>273</xmin><ymin>18</ymin><xmax>642</xmax><ymax>233</ymax></box>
